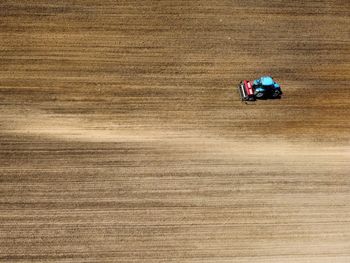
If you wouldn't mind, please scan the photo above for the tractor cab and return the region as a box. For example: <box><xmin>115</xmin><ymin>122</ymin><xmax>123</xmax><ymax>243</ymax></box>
<box><xmin>253</xmin><ymin>76</ymin><xmax>276</xmax><ymax>88</ymax></box>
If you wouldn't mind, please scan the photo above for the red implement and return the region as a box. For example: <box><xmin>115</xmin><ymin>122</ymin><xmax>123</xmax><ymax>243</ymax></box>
<box><xmin>238</xmin><ymin>80</ymin><xmax>255</xmax><ymax>102</ymax></box>
<box><xmin>245</xmin><ymin>80</ymin><xmax>254</xmax><ymax>96</ymax></box>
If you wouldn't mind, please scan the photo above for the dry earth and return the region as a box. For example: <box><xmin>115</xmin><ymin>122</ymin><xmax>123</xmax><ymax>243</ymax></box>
<box><xmin>1</xmin><ymin>0</ymin><xmax>350</xmax><ymax>262</ymax></box>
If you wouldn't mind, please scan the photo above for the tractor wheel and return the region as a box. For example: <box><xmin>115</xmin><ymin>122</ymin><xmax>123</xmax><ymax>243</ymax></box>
<box><xmin>272</xmin><ymin>89</ymin><xmax>281</xmax><ymax>98</ymax></box>
<box><xmin>255</xmin><ymin>92</ymin><xmax>264</xmax><ymax>98</ymax></box>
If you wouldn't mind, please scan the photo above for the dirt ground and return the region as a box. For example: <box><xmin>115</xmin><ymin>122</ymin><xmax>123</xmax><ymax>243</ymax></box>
<box><xmin>1</xmin><ymin>0</ymin><xmax>350</xmax><ymax>262</ymax></box>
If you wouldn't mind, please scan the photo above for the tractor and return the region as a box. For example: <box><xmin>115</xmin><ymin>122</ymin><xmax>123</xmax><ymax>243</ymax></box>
<box><xmin>238</xmin><ymin>76</ymin><xmax>282</xmax><ymax>102</ymax></box>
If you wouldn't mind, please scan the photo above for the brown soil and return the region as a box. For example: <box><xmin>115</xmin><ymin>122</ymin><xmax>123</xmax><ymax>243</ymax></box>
<box><xmin>1</xmin><ymin>1</ymin><xmax>349</xmax><ymax>262</ymax></box>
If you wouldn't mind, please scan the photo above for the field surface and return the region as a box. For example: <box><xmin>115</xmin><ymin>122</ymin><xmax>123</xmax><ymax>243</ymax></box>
<box><xmin>1</xmin><ymin>1</ymin><xmax>350</xmax><ymax>262</ymax></box>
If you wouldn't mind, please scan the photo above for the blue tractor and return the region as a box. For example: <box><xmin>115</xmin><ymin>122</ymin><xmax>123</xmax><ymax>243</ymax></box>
<box><xmin>238</xmin><ymin>76</ymin><xmax>282</xmax><ymax>102</ymax></box>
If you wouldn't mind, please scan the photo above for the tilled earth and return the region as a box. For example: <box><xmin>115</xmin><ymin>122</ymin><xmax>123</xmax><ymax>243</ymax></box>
<box><xmin>0</xmin><ymin>1</ymin><xmax>350</xmax><ymax>262</ymax></box>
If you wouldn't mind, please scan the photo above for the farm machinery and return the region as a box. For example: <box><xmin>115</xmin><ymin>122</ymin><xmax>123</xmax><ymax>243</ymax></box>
<box><xmin>238</xmin><ymin>76</ymin><xmax>282</xmax><ymax>102</ymax></box>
